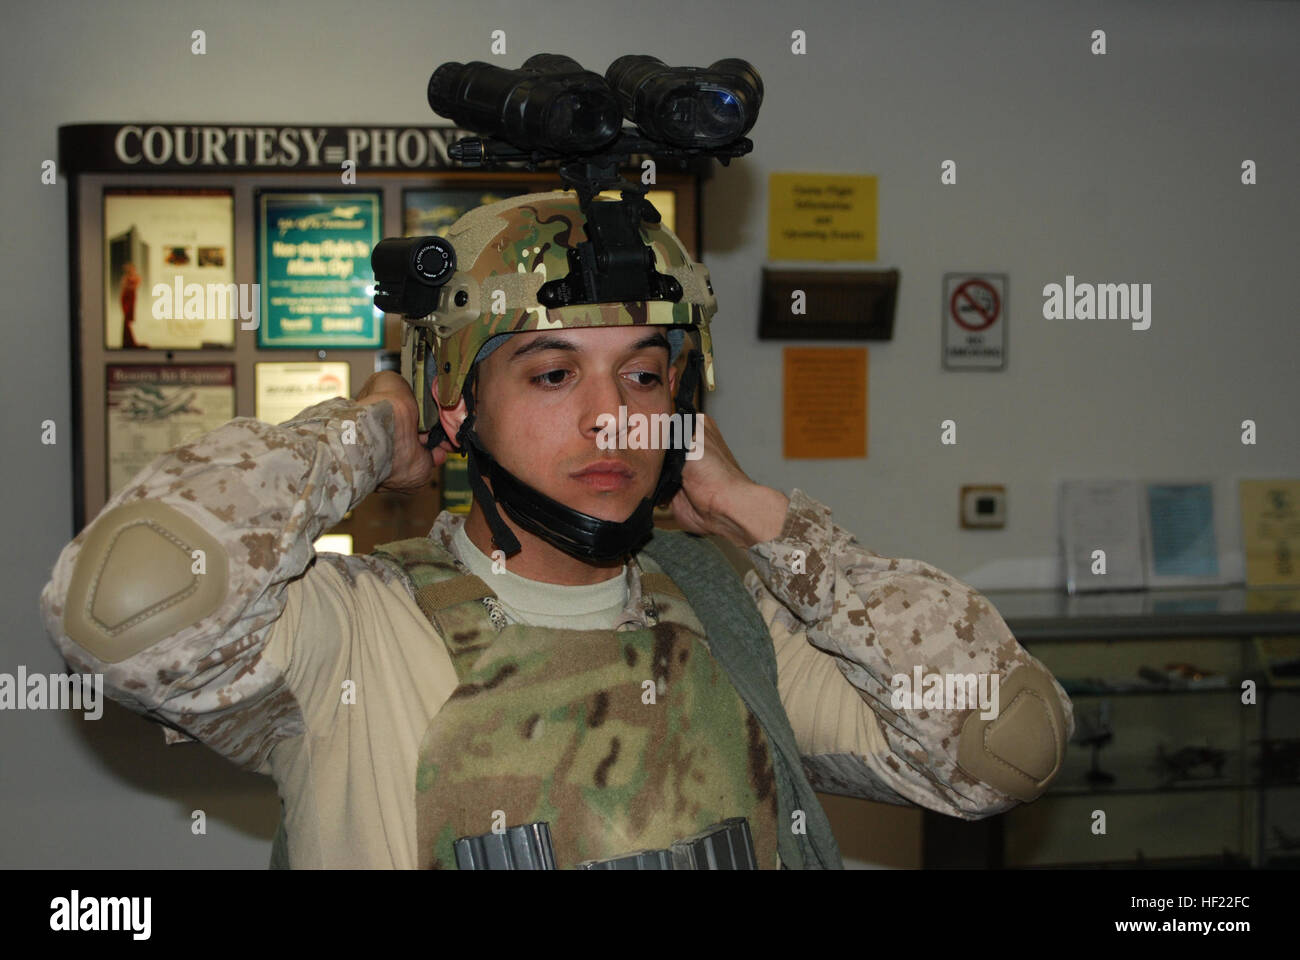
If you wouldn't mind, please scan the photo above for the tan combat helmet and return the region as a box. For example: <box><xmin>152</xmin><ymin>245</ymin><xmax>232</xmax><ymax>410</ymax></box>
<box><xmin>406</xmin><ymin>188</ymin><xmax>717</xmax><ymax>408</ymax></box>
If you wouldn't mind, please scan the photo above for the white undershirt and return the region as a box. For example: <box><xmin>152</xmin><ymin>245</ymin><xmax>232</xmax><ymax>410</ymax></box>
<box><xmin>451</xmin><ymin>522</ymin><xmax>629</xmax><ymax>629</ymax></box>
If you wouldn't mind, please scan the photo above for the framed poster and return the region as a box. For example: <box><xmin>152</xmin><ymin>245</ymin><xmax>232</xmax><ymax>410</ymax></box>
<box><xmin>1239</xmin><ymin>478</ymin><xmax>1300</xmax><ymax>588</ymax></box>
<box><xmin>1142</xmin><ymin>480</ymin><xmax>1224</xmax><ymax>588</ymax></box>
<box><xmin>103</xmin><ymin>188</ymin><xmax>235</xmax><ymax>349</ymax></box>
<box><xmin>255</xmin><ymin>361</ymin><xmax>351</xmax><ymax>425</ymax></box>
<box><xmin>1059</xmin><ymin>479</ymin><xmax>1146</xmax><ymax>594</ymax></box>
<box><xmin>256</xmin><ymin>191</ymin><xmax>383</xmax><ymax>348</ymax></box>
<box><xmin>105</xmin><ymin>364</ymin><xmax>236</xmax><ymax>499</ymax></box>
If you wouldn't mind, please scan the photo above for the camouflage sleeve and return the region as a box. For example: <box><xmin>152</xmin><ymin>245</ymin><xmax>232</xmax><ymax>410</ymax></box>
<box><xmin>745</xmin><ymin>487</ymin><xmax>1075</xmax><ymax>819</ymax></box>
<box><xmin>39</xmin><ymin>396</ymin><xmax>398</xmax><ymax>772</ymax></box>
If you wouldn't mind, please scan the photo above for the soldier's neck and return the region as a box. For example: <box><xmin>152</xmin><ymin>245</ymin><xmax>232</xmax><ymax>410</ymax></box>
<box><xmin>463</xmin><ymin>501</ymin><xmax>625</xmax><ymax>586</ymax></box>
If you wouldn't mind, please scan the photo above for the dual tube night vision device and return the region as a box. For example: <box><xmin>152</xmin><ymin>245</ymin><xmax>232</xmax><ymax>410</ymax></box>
<box><xmin>429</xmin><ymin>53</ymin><xmax>763</xmax><ymax>156</ymax></box>
<box><xmin>372</xmin><ymin>53</ymin><xmax>763</xmax><ymax>325</ymax></box>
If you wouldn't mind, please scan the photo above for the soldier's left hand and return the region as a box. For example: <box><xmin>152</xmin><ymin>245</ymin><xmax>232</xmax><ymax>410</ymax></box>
<box><xmin>667</xmin><ymin>413</ymin><xmax>789</xmax><ymax>548</ymax></box>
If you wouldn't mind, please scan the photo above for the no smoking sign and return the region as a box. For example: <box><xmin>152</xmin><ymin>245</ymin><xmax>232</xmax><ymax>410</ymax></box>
<box><xmin>943</xmin><ymin>273</ymin><xmax>1007</xmax><ymax>370</ymax></box>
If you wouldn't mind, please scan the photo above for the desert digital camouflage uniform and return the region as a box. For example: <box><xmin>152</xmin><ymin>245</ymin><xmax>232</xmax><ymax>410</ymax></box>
<box><xmin>39</xmin><ymin>393</ymin><xmax>1075</xmax><ymax>868</ymax></box>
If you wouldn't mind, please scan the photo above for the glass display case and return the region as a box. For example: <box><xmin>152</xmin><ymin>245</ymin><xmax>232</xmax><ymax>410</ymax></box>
<box><xmin>923</xmin><ymin>587</ymin><xmax>1300</xmax><ymax>868</ymax></box>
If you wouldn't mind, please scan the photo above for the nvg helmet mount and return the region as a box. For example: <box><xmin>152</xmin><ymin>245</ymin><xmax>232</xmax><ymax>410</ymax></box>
<box><xmin>370</xmin><ymin>53</ymin><xmax>763</xmax><ymax>564</ymax></box>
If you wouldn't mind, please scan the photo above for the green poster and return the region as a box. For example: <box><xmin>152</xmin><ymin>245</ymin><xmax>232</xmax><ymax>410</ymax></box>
<box><xmin>257</xmin><ymin>191</ymin><xmax>382</xmax><ymax>348</ymax></box>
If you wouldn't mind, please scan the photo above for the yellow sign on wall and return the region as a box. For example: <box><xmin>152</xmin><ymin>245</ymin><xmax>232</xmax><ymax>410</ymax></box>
<box><xmin>768</xmin><ymin>173</ymin><xmax>877</xmax><ymax>261</ymax></box>
<box><xmin>1240</xmin><ymin>478</ymin><xmax>1300</xmax><ymax>587</ymax></box>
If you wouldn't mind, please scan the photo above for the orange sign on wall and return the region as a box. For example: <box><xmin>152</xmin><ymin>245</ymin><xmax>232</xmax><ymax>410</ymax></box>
<box><xmin>782</xmin><ymin>347</ymin><xmax>867</xmax><ymax>459</ymax></box>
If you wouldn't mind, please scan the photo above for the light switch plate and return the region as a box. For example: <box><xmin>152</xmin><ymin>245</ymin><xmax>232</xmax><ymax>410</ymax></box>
<box><xmin>961</xmin><ymin>485</ymin><xmax>1006</xmax><ymax>529</ymax></box>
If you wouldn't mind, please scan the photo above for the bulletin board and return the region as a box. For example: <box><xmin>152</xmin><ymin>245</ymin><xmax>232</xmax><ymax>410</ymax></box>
<box><xmin>58</xmin><ymin>123</ymin><xmax>703</xmax><ymax>553</ymax></box>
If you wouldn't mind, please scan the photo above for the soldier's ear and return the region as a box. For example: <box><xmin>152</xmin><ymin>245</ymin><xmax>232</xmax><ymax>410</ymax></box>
<box><xmin>430</xmin><ymin>374</ymin><xmax>468</xmax><ymax>448</ymax></box>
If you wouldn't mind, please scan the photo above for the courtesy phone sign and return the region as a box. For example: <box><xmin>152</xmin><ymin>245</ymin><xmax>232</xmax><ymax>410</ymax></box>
<box><xmin>943</xmin><ymin>273</ymin><xmax>1006</xmax><ymax>370</ymax></box>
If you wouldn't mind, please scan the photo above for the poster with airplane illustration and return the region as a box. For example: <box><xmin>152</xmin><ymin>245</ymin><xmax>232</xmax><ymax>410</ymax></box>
<box><xmin>105</xmin><ymin>364</ymin><xmax>235</xmax><ymax>499</ymax></box>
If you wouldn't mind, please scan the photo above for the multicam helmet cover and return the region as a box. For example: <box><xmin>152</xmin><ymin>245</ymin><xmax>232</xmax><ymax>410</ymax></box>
<box><xmin>402</xmin><ymin>189</ymin><xmax>718</xmax><ymax>422</ymax></box>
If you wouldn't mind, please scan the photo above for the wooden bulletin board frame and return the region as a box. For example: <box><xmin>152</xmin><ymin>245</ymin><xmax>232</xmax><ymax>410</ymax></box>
<box><xmin>60</xmin><ymin>124</ymin><xmax>703</xmax><ymax>552</ymax></box>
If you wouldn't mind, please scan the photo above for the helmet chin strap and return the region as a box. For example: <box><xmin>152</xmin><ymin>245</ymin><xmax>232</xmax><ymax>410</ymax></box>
<box><xmin>454</xmin><ymin>347</ymin><xmax>705</xmax><ymax>565</ymax></box>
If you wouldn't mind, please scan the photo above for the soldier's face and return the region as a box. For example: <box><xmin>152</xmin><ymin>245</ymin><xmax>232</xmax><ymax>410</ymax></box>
<box><xmin>474</xmin><ymin>326</ymin><xmax>677</xmax><ymax>523</ymax></box>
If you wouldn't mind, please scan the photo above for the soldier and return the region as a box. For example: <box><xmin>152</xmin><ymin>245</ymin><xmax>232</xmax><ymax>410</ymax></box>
<box><xmin>40</xmin><ymin>190</ymin><xmax>1074</xmax><ymax>869</ymax></box>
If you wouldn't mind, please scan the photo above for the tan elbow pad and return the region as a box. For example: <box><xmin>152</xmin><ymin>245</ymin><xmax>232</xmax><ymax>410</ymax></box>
<box><xmin>956</xmin><ymin>662</ymin><xmax>1068</xmax><ymax>803</ymax></box>
<box><xmin>63</xmin><ymin>500</ymin><xmax>228</xmax><ymax>664</ymax></box>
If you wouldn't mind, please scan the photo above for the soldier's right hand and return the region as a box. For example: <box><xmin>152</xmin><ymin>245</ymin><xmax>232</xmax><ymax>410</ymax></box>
<box><xmin>356</xmin><ymin>370</ymin><xmax>450</xmax><ymax>492</ymax></box>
